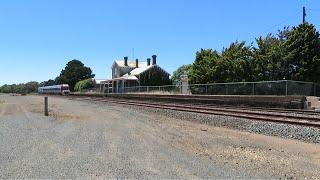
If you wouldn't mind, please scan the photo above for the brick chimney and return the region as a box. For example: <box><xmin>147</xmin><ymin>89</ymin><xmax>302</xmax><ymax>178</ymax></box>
<box><xmin>152</xmin><ymin>55</ymin><xmax>157</xmax><ymax>65</ymax></box>
<box><xmin>147</xmin><ymin>58</ymin><xmax>151</xmax><ymax>66</ymax></box>
<box><xmin>124</xmin><ymin>56</ymin><xmax>128</xmax><ymax>66</ymax></box>
<box><xmin>135</xmin><ymin>59</ymin><xmax>139</xmax><ymax>68</ymax></box>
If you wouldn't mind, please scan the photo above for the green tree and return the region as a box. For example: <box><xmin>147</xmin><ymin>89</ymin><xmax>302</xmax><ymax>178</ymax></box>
<box><xmin>189</xmin><ymin>42</ymin><xmax>253</xmax><ymax>84</ymax></box>
<box><xmin>39</xmin><ymin>79</ymin><xmax>56</xmax><ymax>87</ymax></box>
<box><xmin>74</xmin><ymin>78</ymin><xmax>96</xmax><ymax>92</ymax></box>
<box><xmin>57</xmin><ymin>60</ymin><xmax>95</xmax><ymax>91</ymax></box>
<box><xmin>0</xmin><ymin>84</ymin><xmax>10</xmax><ymax>93</ymax></box>
<box><xmin>219</xmin><ymin>41</ymin><xmax>253</xmax><ymax>82</ymax></box>
<box><xmin>253</xmin><ymin>34</ymin><xmax>287</xmax><ymax>81</ymax></box>
<box><xmin>189</xmin><ymin>23</ymin><xmax>320</xmax><ymax>84</ymax></box>
<box><xmin>188</xmin><ymin>49</ymin><xmax>220</xmax><ymax>84</ymax></box>
<box><xmin>283</xmin><ymin>23</ymin><xmax>320</xmax><ymax>82</ymax></box>
<box><xmin>171</xmin><ymin>64</ymin><xmax>192</xmax><ymax>84</ymax></box>
<box><xmin>0</xmin><ymin>81</ymin><xmax>39</xmax><ymax>94</ymax></box>
<box><xmin>24</xmin><ymin>81</ymin><xmax>39</xmax><ymax>93</ymax></box>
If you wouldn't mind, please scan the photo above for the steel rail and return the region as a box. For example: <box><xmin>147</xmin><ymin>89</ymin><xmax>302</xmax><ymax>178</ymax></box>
<box><xmin>106</xmin><ymin>98</ymin><xmax>320</xmax><ymax>116</ymax></box>
<box><xmin>76</xmin><ymin>97</ymin><xmax>320</xmax><ymax>128</ymax></box>
<box><xmin>87</xmin><ymin>97</ymin><xmax>320</xmax><ymax>122</ymax></box>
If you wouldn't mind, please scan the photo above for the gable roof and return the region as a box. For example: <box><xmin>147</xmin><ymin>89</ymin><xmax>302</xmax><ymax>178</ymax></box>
<box><xmin>122</xmin><ymin>64</ymin><xmax>170</xmax><ymax>77</ymax></box>
<box><xmin>112</xmin><ymin>75</ymin><xmax>139</xmax><ymax>81</ymax></box>
<box><xmin>128</xmin><ymin>65</ymin><xmax>153</xmax><ymax>76</ymax></box>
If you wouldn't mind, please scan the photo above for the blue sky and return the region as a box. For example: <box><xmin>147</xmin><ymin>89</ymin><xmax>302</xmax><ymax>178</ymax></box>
<box><xmin>0</xmin><ymin>0</ymin><xmax>319</xmax><ymax>85</ymax></box>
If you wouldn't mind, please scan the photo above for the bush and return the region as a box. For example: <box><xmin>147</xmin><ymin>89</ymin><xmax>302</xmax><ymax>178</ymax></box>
<box><xmin>74</xmin><ymin>79</ymin><xmax>96</xmax><ymax>92</ymax></box>
<box><xmin>0</xmin><ymin>81</ymin><xmax>39</xmax><ymax>94</ymax></box>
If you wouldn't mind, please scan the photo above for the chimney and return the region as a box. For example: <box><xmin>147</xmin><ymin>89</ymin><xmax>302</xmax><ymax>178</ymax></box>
<box><xmin>124</xmin><ymin>56</ymin><xmax>128</xmax><ymax>66</ymax></box>
<box><xmin>147</xmin><ymin>58</ymin><xmax>151</xmax><ymax>66</ymax></box>
<box><xmin>135</xmin><ymin>59</ymin><xmax>139</xmax><ymax>68</ymax></box>
<box><xmin>152</xmin><ymin>55</ymin><xmax>157</xmax><ymax>65</ymax></box>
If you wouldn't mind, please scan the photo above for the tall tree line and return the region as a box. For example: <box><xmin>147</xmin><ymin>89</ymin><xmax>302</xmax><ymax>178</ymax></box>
<box><xmin>188</xmin><ymin>23</ymin><xmax>320</xmax><ymax>84</ymax></box>
<box><xmin>0</xmin><ymin>81</ymin><xmax>39</xmax><ymax>94</ymax></box>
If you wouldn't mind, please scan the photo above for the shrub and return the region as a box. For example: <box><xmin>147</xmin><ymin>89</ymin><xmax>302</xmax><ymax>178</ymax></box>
<box><xmin>74</xmin><ymin>79</ymin><xmax>96</xmax><ymax>92</ymax></box>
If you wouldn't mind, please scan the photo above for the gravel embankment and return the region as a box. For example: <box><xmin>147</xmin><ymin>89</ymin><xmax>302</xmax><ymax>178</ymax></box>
<box><xmin>90</xmin><ymin>100</ymin><xmax>320</xmax><ymax>143</ymax></box>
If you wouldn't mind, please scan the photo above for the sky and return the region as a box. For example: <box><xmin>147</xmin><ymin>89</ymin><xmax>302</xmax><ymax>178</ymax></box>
<box><xmin>0</xmin><ymin>0</ymin><xmax>319</xmax><ymax>85</ymax></box>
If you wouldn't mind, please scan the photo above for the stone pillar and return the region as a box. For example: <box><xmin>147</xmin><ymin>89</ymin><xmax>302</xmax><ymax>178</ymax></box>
<box><xmin>180</xmin><ymin>75</ymin><xmax>190</xmax><ymax>94</ymax></box>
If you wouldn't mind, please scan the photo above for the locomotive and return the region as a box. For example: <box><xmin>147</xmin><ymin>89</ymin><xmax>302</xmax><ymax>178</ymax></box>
<box><xmin>38</xmin><ymin>84</ymin><xmax>70</xmax><ymax>95</ymax></box>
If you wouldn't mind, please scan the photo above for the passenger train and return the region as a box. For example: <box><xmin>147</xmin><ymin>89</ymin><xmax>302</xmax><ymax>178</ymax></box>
<box><xmin>38</xmin><ymin>84</ymin><xmax>70</xmax><ymax>95</ymax></box>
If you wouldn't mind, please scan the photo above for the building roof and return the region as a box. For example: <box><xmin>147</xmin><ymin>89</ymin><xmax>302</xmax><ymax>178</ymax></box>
<box><xmin>127</xmin><ymin>65</ymin><xmax>154</xmax><ymax>76</ymax></box>
<box><xmin>114</xmin><ymin>60</ymin><xmax>148</xmax><ymax>68</ymax></box>
<box><xmin>122</xmin><ymin>64</ymin><xmax>170</xmax><ymax>77</ymax></box>
<box><xmin>112</xmin><ymin>75</ymin><xmax>138</xmax><ymax>81</ymax></box>
<box><xmin>94</xmin><ymin>79</ymin><xmax>108</xmax><ymax>84</ymax></box>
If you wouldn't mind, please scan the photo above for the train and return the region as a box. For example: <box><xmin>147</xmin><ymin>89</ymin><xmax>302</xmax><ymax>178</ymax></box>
<box><xmin>38</xmin><ymin>84</ymin><xmax>70</xmax><ymax>95</ymax></box>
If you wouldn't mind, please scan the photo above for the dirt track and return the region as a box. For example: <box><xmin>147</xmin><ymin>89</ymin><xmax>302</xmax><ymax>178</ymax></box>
<box><xmin>0</xmin><ymin>94</ymin><xmax>319</xmax><ymax>178</ymax></box>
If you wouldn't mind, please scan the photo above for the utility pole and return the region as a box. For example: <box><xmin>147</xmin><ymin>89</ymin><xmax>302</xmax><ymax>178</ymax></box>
<box><xmin>303</xmin><ymin>6</ymin><xmax>306</xmax><ymax>23</ymax></box>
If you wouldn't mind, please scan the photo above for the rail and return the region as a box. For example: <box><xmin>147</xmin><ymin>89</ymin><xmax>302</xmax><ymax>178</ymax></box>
<box><xmin>69</xmin><ymin>95</ymin><xmax>320</xmax><ymax>128</ymax></box>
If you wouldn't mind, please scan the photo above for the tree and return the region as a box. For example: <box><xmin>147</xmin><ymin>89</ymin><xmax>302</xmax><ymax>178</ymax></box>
<box><xmin>39</xmin><ymin>79</ymin><xmax>56</xmax><ymax>87</ymax></box>
<box><xmin>74</xmin><ymin>78</ymin><xmax>96</xmax><ymax>92</ymax></box>
<box><xmin>188</xmin><ymin>23</ymin><xmax>320</xmax><ymax>84</ymax></box>
<box><xmin>188</xmin><ymin>49</ymin><xmax>220</xmax><ymax>84</ymax></box>
<box><xmin>57</xmin><ymin>60</ymin><xmax>95</xmax><ymax>91</ymax></box>
<box><xmin>219</xmin><ymin>41</ymin><xmax>253</xmax><ymax>82</ymax></box>
<box><xmin>253</xmin><ymin>34</ymin><xmax>287</xmax><ymax>81</ymax></box>
<box><xmin>24</xmin><ymin>81</ymin><xmax>39</xmax><ymax>93</ymax></box>
<box><xmin>283</xmin><ymin>23</ymin><xmax>320</xmax><ymax>82</ymax></box>
<box><xmin>189</xmin><ymin>42</ymin><xmax>253</xmax><ymax>84</ymax></box>
<box><xmin>0</xmin><ymin>81</ymin><xmax>39</xmax><ymax>94</ymax></box>
<box><xmin>171</xmin><ymin>64</ymin><xmax>192</xmax><ymax>84</ymax></box>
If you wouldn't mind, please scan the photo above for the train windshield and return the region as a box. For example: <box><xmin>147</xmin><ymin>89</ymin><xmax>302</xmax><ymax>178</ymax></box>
<box><xmin>62</xmin><ymin>86</ymin><xmax>69</xmax><ymax>90</ymax></box>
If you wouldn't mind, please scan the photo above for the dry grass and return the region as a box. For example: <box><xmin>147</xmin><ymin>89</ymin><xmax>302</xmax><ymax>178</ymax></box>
<box><xmin>51</xmin><ymin>111</ymin><xmax>81</xmax><ymax>121</ymax></box>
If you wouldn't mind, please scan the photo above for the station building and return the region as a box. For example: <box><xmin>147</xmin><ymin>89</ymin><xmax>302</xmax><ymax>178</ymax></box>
<box><xmin>100</xmin><ymin>55</ymin><xmax>170</xmax><ymax>93</ymax></box>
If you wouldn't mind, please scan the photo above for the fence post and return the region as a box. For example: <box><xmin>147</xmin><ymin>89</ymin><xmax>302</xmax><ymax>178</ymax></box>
<box><xmin>285</xmin><ymin>80</ymin><xmax>288</xmax><ymax>96</ymax></box>
<box><xmin>225</xmin><ymin>84</ymin><xmax>228</xmax><ymax>95</ymax></box>
<box><xmin>252</xmin><ymin>83</ymin><xmax>255</xmax><ymax>95</ymax></box>
<box><xmin>44</xmin><ymin>97</ymin><xmax>48</xmax><ymax>116</ymax></box>
<box><xmin>205</xmin><ymin>85</ymin><xmax>208</xmax><ymax>95</ymax></box>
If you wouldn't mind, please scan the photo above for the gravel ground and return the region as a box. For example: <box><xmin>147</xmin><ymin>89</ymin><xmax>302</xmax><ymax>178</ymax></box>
<box><xmin>123</xmin><ymin>103</ymin><xmax>320</xmax><ymax>144</ymax></box>
<box><xmin>0</xmin><ymin>94</ymin><xmax>320</xmax><ymax>179</ymax></box>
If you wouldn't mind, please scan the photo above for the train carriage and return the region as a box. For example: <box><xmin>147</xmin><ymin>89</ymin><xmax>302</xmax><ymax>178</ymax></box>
<box><xmin>38</xmin><ymin>84</ymin><xmax>70</xmax><ymax>95</ymax></box>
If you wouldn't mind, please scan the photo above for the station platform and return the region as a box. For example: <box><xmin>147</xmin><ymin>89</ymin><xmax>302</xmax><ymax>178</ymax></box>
<box><xmin>72</xmin><ymin>93</ymin><xmax>307</xmax><ymax>110</ymax></box>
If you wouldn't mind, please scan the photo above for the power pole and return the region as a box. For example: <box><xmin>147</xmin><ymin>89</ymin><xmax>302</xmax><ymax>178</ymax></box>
<box><xmin>303</xmin><ymin>6</ymin><xmax>306</xmax><ymax>23</ymax></box>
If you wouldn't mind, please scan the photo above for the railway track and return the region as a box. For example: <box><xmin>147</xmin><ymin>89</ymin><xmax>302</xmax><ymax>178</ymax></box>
<box><xmin>193</xmin><ymin>103</ymin><xmax>320</xmax><ymax>115</ymax></box>
<box><xmin>72</xmin><ymin>96</ymin><xmax>320</xmax><ymax>128</ymax></box>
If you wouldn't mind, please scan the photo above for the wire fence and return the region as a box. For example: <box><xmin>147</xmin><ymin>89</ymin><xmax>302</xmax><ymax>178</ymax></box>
<box><xmin>115</xmin><ymin>85</ymin><xmax>181</xmax><ymax>94</ymax></box>
<box><xmin>104</xmin><ymin>80</ymin><xmax>320</xmax><ymax>96</ymax></box>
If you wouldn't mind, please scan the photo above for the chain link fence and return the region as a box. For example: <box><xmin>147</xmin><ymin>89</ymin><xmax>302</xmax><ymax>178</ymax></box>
<box><xmin>117</xmin><ymin>85</ymin><xmax>181</xmax><ymax>94</ymax></box>
<box><xmin>108</xmin><ymin>80</ymin><xmax>320</xmax><ymax>96</ymax></box>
